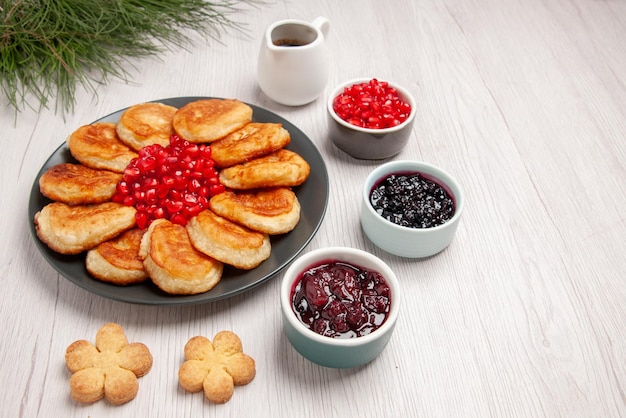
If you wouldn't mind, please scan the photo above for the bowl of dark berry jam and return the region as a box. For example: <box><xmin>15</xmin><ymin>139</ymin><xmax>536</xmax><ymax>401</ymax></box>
<box><xmin>280</xmin><ymin>246</ymin><xmax>401</xmax><ymax>368</ymax></box>
<box><xmin>327</xmin><ymin>77</ymin><xmax>415</xmax><ymax>160</ymax></box>
<box><xmin>361</xmin><ymin>160</ymin><xmax>464</xmax><ymax>258</ymax></box>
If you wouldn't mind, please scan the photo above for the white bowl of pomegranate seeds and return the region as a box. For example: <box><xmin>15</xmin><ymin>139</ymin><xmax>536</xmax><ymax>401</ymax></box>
<box><xmin>281</xmin><ymin>246</ymin><xmax>401</xmax><ymax>368</ymax></box>
<box><xmin>361</xmin><ymin>160</ymin><xmax>465</xmax><ymax>258</ymax></box>
<box><xmin>327</xmin><ymin>77</ymin><xmax>415</xmax><ymax>159</ymax></box>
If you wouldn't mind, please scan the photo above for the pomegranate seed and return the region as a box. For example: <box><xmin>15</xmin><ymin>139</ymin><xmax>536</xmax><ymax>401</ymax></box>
<box><xmin>210</xmin><ymin>184</ymin><xmax>225</xmax><ymax>196</ymax></box>
<box><xmin>185</xmin><ymin>204</ymin><xmax>203</xmax><ymax>218</ymax></box>
<box><xmin>111</xmin><ymin>193</ymin><xmax>125</xmax><ymax>204</ymax></box>
<box><xmin>142</xmin><ymin>177</ymin><xmax>158</xmax><ymax>188</ymax></box>
<box><xmin>161</xmin><ymin>175</ymin><xmax>175</xmax><ymax>187</ymax></box>
<box><xmin>189</xmin><ymin>179</ymin><xmax>201</xmax><ymax>191</ymax></box>
<box><xmin>136</xmin><ymin>212</ymin><xmax>149</xmax><ymax>229</ymax></box>
<box><xmin>199</xmin><ymin>186</ymin><xmax>210</xmax><ymax>197</ymax></box>
<box><xmin>169</xmin><ymin>189</ymin><xmax>182</xmax><ymax>201</ymax></box>
<box><xmin>133</xmin><ymin>190</ymin><xmax>145</xmax><ymax>201</ymax></box>
<box><xmin>156</xmin><ymin>184</ymin><xmax>170</xmax><ymax>198</ymax></box>
<box><xmin>153</xmin><ymin>207</ymin><xmax>165</xmax><ymax>219</ymax></box>
<box><xmin>145</xmin><ymin>188</ymin><xmax>157</xmax><ymax>204</ymax></box>
<box><xmin>170</xmin><ymin>213</ymin><xmax>187</xmax><ymax>226</ymax></box>
<box><xmin>124</xmin><ymin>166</ymin><xmax>141</xmax><ymax>178</ymax></box>
<box><xmin>138</xmin><ymin>156</ymin><xmax>157</xmax><ymax>171</ymax></box>
<box><xmin>166</xmin><ymin>199</ymin><xmax>183</xmax><ymax>214</ymax></box>
<box><xmin>116</xmin><ymin>181</ymin><xmax>130</xmax><ymax>194</ymax></box>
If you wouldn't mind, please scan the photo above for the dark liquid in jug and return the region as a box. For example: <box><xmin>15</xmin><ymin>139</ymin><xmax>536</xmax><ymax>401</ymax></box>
<box><xmin>274</xmin><ymin>38</ymin><xmax>309</xmax><ymax>47</ymax></box>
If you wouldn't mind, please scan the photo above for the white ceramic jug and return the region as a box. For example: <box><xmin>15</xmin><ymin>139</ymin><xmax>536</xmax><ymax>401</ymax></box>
<box><xmin>257</xmin><ymin>17</ymin><xmax>330</xmax><ymax>106</ymax></box>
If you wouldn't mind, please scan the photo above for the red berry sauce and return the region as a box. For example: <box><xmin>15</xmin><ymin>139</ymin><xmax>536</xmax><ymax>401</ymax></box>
<box><xmin>332</xmin><ymin>78</ymin><xmax>412</xmax><ymax>129</ymax></box>
<box><xmin>291</xmin><ymin>259</ymin><xmax>392</xmax><ymax>338</ymax></box>
<box><xmin>112</xmin><ymin>135</ymin><xmax>225</xmax><ymax>229</ymax></box>
<box><xmin>370</xmin><ymin>171</ymin><xmax>455</xmax><ymax>229</ymax></box>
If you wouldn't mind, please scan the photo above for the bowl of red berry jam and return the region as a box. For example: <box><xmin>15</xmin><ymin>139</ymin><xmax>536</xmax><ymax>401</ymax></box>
<box><xmin>361</xmin><ymin>160</ymin><xmax>465</xmax><ymax>258</ymax></box>
<box><xmin>327</xmin><ymin>77</ymin><xmax>415</xmax><ymax>160</ymax></box>
<box><xmin>280</xmin><ymin>246</ymin><xmax>401</xmax><ymax>369</ymax></box>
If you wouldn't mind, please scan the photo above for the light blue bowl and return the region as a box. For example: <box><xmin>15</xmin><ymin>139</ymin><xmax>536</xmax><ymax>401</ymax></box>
<box><xmin>280</xmin><ymin>247</ymin><xmax>401</xmax><ymax>369</ymax></box>
<box><xmin>361</xmin><ymin>160</ymin><xmax>464</xmax><ymax>258</ymax></box>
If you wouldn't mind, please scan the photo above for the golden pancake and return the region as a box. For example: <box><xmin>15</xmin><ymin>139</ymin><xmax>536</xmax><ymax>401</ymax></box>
<box><xmin>34</xmin><ymin>202</ymin><xmax>137</xmax><ymax>255</ymax></box>
<box><xmin>186</xmin><ymin>209</ymin><xmax>271</xmax><ymax>270</ymax></box>
<box><xmin>218</xmin><ymin>149</ymin><xmax>311</xmax><ymax>190</ymax></box>
<box><xmin>139</xmin><ymin>219</ymin><xmax>223</xmax><ymax>295</ymax></box>
<box><xmin>209</xmin><ymin>188</ymin><xmax>300</xmax><ymax>235</ymax></box>
<box><xmin>116</xmin><ymin>102</ymin><xmax>178</xmax><ymax>150</ymax></box>
<box><xmin>210</xmin><ymin>122</ymin><xmax>291</xmax><ymax>168</ymax></box>
<box><xmin>67</xmin><ymin>122</ymin><xmax>138</xmax><ymax>173</ymax></box>
<box><xmin>172</xmin><ymin>99</ymin><xmax>253</xmax><ymax>143</ymax></box>
<box><xmin>39</xmin><ymin>163</ymin><xmax>122</xmax><ymax>205</ymax></box>
<box><xmin>86</xmin><ymin>228</ymin><xmax>148</xmax><ymax>285</ymax></box>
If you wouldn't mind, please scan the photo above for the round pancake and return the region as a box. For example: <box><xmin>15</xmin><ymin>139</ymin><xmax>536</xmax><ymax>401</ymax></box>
<box><xmin>172</xmin><ymin>99</ymin><xmax>253</xmax><ymax>143</ymax></box>
<box><xmin>218</xmin><ymin>149</ymin><xmax>311</xmax><ymax>190</ymax></box>
<box><xmin>140</xmin><ymin>219</ymin><xmax>223</xmax><ymax>295</ymax></box>
<box><xmin>34</xmin><ymin>202</ymin><xmax>137</xmax><ymax>255</ymax></box>
<box><xmin>39</xmin><ymin>163</ymin><xmax>122</xmax><ymax>205</ymax></box>
<box><xmin>186</xmin><ymin>209</ymin><xmax>271</xmax><ymax>270</ymax></box>
<box><xmin>209</xmin><ymin>188</ymin><xmax>301</xmax><ymax>235</ymax></box>
<box><xmin>210</xmin><ymin>122</ymin><xmax>291</xmax><ymax>168</ymax></box>
<box><xmin>86</xmin><ymin>228</ymin><xmax>148</xmax><ymax>285</ymax></box>
<box><xmin>67</xmin><ymin>122</ymin><xmax>138</xmax><ymax>173</ymax></box>
<box><xmin>116</xmin><ymin>102</ymin><xmax>178</xmax><ymax>150</ymax></box>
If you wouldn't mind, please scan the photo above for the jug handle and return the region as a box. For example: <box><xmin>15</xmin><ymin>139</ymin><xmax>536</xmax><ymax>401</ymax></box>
<box><xmin>312</xmin><ymin>16</ymin><xmax>330</xmax><ymax>39</ymax></box>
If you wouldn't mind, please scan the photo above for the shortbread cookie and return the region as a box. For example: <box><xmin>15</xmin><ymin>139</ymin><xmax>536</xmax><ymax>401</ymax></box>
<box><xmin>65</xmin><ymin>323</ymin><xmax>153</xmax><ymax>405</ymax></box>
<box><xmin>178</xmin><ymin>331</ymin><xmax>256</xmax><ymax>403</ymax></box>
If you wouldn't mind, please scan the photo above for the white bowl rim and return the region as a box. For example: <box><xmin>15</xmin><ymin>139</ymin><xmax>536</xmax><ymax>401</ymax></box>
<box><xmin>281</xmin><ymin>246</ymin><xmax>401</xmax><ymax>347</ymax></box>
<box><xmin>327</xmin><ymin>77</ymin><xmax>416</xmax><ymax>134</ymax></box>
<box><xmin>362</xmin><ymin>160</ymin><xmax>465</xmax><ymax>232</ymax></box>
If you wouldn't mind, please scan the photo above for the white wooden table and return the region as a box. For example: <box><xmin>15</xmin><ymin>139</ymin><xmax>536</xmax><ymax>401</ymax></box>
<box><xmin>2</xmin><ymin>1</ymin><xmax>625</xmax><ymax>416</ymax></box>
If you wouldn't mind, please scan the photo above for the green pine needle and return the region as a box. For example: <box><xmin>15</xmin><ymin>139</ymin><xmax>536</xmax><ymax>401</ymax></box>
<box><xmin>0</xmin><ymin>0</ymin><xmax>264</xmax><ymax>115</ymax></box>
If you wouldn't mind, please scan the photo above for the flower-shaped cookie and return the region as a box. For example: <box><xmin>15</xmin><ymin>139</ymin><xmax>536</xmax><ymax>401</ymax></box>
<box><xmin>65</xmin><ymin>323</ymin><xmax>153</xmax><ymax>404</ymax></box>
<box><xmin>178</xmin><ymin>330</ymin><xmax>256</xmax><ymax>403</ymax></box>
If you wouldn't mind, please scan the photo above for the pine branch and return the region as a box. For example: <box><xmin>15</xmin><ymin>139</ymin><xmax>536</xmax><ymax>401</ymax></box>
<box><xmin>0</xmin><ymin>0</ymin><xmax>264</xmax><ymax>115</ymax></box>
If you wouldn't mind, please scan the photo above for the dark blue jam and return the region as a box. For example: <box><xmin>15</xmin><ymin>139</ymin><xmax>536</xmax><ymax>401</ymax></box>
<box><xmin>370</xmin><ymin>171</ymin><xmax>455</xmax><ymax>228</ymax></box>
<box><xmin>291</xmin><ymin>259</ymin><xmax>391</xmax><ymax>339</ymax></box>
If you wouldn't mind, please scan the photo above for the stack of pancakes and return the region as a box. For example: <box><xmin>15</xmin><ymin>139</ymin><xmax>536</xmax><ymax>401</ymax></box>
<box><xmin>34</xmin><ymin>99</ymin><xmax>311</xmax><ymax>295</ymax></box>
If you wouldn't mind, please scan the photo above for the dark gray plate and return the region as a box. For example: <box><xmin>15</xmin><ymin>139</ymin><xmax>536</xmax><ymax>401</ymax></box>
<box><xmin>28</xmin><ymin>97</ymin><xmax>328</xmax><ymax>305</ymax></box>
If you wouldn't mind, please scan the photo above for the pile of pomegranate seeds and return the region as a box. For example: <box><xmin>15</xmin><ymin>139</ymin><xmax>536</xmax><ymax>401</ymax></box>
<box><xmin>332</xmin><ymin>78</ymin><xmax>412</xmax><ymax>129</ymax></box>
<box><xmin>112</xmin><ymin>135</ymin><xmax>225</xmax><ymax>229</ymax></box>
